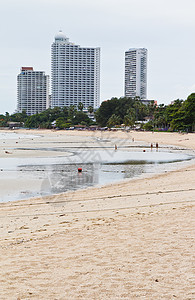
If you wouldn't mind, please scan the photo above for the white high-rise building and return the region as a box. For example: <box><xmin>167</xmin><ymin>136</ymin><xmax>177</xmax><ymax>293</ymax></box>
<box><xmin>17</xmin><ymin>67</ymin><xmax>49</xmax><ymax>116</ymax></box>
<box><xmin>125</xmin><ymin>48</ymin><xmax>147</xmax><ymax>100</ymax></box>
<box><xmin>51</xmin><ymin>31</ymin><xmax>100</xmax><ymax>109</ymax></box>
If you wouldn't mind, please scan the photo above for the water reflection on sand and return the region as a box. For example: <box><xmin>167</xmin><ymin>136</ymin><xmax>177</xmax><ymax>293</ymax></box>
<box><xmin>0</xmin><ymin>148</ymin><xmax>193</xmax><ymax>202</ymax></box>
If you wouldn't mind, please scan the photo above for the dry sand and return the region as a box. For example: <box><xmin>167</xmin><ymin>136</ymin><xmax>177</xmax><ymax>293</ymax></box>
<box><xmin>0</xmin><ymin>130</ymin><xmax>194</xmax><ymax>299</ymax></box>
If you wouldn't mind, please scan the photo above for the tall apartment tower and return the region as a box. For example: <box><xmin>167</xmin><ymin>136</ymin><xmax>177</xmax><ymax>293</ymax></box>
<box><xmin>17</xmin><ymin>67</ymin><xmax>49</xmax><ymax>116</ymax></box>
<box><xmin>51</xmin><ymin>31</ymin><xmax>100</xmax><ymax>109</ymax></box>
<box><xmin>125</xmin><ymin>48</ymin><xmax>147</xmax><ymax>100</ymax></box>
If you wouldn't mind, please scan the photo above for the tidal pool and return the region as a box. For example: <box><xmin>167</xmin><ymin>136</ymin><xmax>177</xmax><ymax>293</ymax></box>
<box><xmin>0</xmin><ymin>149</ymin><xmax>193</xmax><ymax>202</ymax></box>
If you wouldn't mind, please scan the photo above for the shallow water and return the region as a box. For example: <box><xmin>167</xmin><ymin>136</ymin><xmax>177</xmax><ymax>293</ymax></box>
<box><xmin>0</xmin><ymin>148</ymin><xmax>193</xmax><ymax>202</ymax></box>
<box><xmin>0</xmin><ymin>131</ymin><xmax>40</xmax><ymax>140</ymax></box>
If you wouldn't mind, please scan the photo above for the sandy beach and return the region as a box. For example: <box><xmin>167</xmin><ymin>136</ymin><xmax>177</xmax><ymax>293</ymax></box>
<box><xmin>0</xmin><ymin>130</ymin><xmax>194</xmax><ymax>299</ymax></box>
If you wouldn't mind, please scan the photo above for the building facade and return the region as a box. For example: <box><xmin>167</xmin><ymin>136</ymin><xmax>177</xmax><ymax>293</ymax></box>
<box><xmin>125</xmin><ymin>48</ymin><xmax>147</xmax><ymax>100</ymax></box>
<box><xmin>17</xmin><ymin>67</ymin><xmax>49</xmax><ymax>116</ymax></box>
<box><xmin>51</xmin><ymin>31</ymin><xmax>100</xmax><ymax>109</ymax></box>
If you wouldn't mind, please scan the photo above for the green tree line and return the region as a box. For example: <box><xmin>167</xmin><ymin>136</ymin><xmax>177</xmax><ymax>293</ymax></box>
<box><xmin>0</xmin><ymin>104</ymin><xmax>94</xmax><ymax>129</ymax></box>
<box><xmin>95</xmin><ymin>94</ymin><xmax>195</xmax><ymax>132</ymax></box>
<box><xmin>0</xmin><ymin>94</ymin><xmax>194</xmax><ymax>131</ymax></box>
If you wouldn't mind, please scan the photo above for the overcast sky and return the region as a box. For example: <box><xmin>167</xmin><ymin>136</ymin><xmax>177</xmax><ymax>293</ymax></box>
<box><xmin>0</xmin><ymin>0</ymin><xmax>195</xmax><ymax>114</ymax></box>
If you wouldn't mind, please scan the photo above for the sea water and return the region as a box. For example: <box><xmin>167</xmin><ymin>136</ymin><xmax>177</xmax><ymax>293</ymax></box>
<box><xmin>0</xmin><ymin>148</ymin><xmax>193</xmax><ymax>202</ymax></box>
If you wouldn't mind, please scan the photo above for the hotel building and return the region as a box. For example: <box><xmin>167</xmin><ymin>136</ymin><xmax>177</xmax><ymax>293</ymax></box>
<box><xmin>51</xmin><ymin>31</ymin><xmax>100</xmax><ymax>109</ymax></box>
<box><xmin>17</xmin><ymin>67</ymin><xmax>49</xmax><ymax>116</ymax></box>
<box><xmin>125</xmin><ymin>48</ymin><xmax>147</xmax><ymax>100</ymax></box>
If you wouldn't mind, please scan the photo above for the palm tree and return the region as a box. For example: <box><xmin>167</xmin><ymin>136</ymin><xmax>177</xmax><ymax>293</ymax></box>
<box><xmin>78</xmin><ymin>102</ymin><xmax>84</xmax><ymax>111</ymax></box>
<box><xmin>88</xmin><ymin>106</ymin><xmax>93</xmax><ymax>114</ymax></box>
<box><xmin>107</xmin><ymin>114</ymin><xmax>121</xmax><ymax>128</ymax></box>
<box><xmin>5</xmin><ymin>112</ymin><xmax>10</xmax><ymax>122</ymax></box>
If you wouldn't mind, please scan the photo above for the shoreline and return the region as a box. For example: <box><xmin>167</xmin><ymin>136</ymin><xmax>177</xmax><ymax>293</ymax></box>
<box><xmin>0</xmin><ymin>129</ymin><xmax>194</xmax><ymax>203</ymax></box>
<box><xmin>0</xmin><ymin>130</ymin><xmax>194</xmax><ymax>299</ymax></box>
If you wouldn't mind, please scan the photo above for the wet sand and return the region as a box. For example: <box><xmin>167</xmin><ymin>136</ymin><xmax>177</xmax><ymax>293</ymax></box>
<box><xmin>0</xmin><ymin>130</ymin><xmax>194</xmax><ymax>299</ymax></box>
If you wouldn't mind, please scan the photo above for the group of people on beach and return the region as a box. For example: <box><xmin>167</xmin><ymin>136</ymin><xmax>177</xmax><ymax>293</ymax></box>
<box><xmin>114</xmin><ymin>138</ymin><xmax>159</xmax><ymax>151</ymax></box>
<box><xmin>151</xmin><ymin>142</ymin><xmax>158</xmax><ymax>150</ymax></box>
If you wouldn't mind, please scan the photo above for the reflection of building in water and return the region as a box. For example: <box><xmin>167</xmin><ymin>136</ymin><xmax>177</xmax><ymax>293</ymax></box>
<box><xmin>41</xmin><ymin>164</ymin><xmax>99</xmax><ymax>195</ymax></box>
<box><xmin>123</xmin><ymin>163</ymin><xmax>145</xmax><ymax>179</ymax></box>
<box><xmin>100</xmin><ymin>163</ymin><xmax>145</xmax><ymax>184</ymax></box>
<box><xmin>18</xmin><ymin>162</ymin><xmax>146</xmax><ymax>198</ymax></box>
